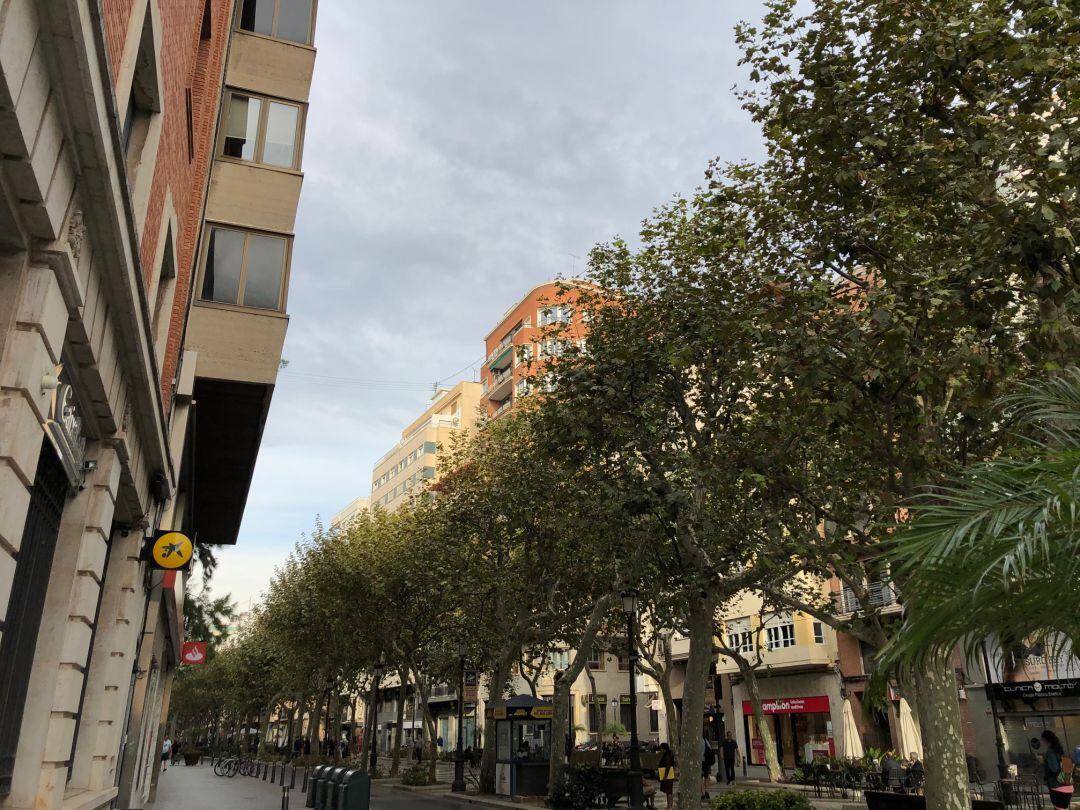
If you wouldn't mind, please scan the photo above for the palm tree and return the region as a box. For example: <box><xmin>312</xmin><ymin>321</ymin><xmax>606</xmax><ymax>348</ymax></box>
<box><xmin>884</xmin><ymin>370</ymin><xmax>1080</xmax><ymax>671</ymax></box>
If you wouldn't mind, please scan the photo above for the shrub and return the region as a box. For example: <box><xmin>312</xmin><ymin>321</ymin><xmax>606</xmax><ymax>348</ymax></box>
<box><xmin>401</xmin><ymin>764</ymin><xmax>430</xmax><ymax>786</ymax></box>
<box><xmin>711</xmin><ymin>789</ymin><xmax>814</xmax><ymax>810</ymax></box>
<box><xmin>549</xmin><ymin>763</ymin><xmax>606</xmax><ymax>809</ymax></box>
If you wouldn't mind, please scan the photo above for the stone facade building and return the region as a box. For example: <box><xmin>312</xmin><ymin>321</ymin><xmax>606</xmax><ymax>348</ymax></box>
<box><xmin>0</xmin><ymin>1</ymin><xmax>316</xmax><ymax>809</ymax></box>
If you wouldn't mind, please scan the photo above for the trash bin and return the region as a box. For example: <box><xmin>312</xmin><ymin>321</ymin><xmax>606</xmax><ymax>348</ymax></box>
<box><xmin>316</xmin><ymin>767</ymin><xmax>348</xmax><ymax>810</ymax></box>
<box><xmin>335</xmin><ymin>770</ymin><xmax>371</xmax><ymax>810</ymax></box>
<box><xmin>306</xmin><ymin>765</ymin><xmax>331</xmax><ymax>808</ymax></box>
<box><xmin>329</xmin><ymin>769</ymin><xmax>353</xmax><ymax>810</ymax></box>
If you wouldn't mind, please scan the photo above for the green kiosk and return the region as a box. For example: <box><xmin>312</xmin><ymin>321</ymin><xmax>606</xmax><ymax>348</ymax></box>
<box><xmin>489</xmin><ymin>695</ymin><xmax>553</xmax><ymax>797</ymax></box>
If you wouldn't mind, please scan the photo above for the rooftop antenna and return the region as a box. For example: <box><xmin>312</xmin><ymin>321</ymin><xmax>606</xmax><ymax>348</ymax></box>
<box><xmin>567</xmin><ymin>252</ymin><xmax>581</xmax><ymax>277</ymax></box>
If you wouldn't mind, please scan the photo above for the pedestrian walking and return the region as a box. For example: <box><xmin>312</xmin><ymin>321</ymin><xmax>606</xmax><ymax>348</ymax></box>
<box><xmin>721</xmin><ymin>731</ymin><xmax>740</xmax><ymax>785</ymax></box>
<box><xmin>656</xmin><ymin>742</ymin><xmax>676</xmax><ymax>809</ymax></box>
<box><xmin>1041</xmin><ymin>730</ymin><xmax>1075</xmax><ymax>809</ymax></box>
<box><xmin>701</xmin><ymin>736</ymin><xmax>716</xmax><ymax>800</ymax></box>
<box><xmin>160</xmin><ymin>736</ymin><xmax>172</xmax><ymax>772</ymax></box>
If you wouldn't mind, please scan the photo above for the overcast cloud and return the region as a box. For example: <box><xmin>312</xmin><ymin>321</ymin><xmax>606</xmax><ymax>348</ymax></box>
<box><xmin>209</xmin><ymin>0</ymin><xmax>769</xmax><ymax>611</ymax></box>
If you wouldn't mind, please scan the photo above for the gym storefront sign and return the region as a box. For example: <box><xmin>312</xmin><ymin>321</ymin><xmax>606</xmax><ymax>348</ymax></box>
<box><xmin>742</xmin><ymin>695</ymin><xmax>834</xmax><ymax>766</ymax></box>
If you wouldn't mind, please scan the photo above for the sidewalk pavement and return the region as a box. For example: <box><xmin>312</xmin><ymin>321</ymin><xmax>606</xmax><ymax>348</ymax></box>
<box><xmin>151</xmin><ymin>761</ymin><xmax>477</xmax><ymax>810</ymax></box>
<box><xmin>151</xmin><ymin>759</ymin><xmax>863</xmax><ymax>810</ymax></box>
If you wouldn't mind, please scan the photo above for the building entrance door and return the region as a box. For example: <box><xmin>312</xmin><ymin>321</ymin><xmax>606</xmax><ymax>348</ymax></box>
<box><xmin>0</xmin><ymin>440</ymin><xmax>70</xmax><ymax>795</ymax></box>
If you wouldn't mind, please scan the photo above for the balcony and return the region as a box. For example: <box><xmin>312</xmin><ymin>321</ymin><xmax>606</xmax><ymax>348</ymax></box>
<box><xmin>485</xmin><ymin>367</ymin><xmax>513</xmax><ymax>403</ymax></box>
<box><xmin>428</xmin><ymin>684</ymin><xmax>458</xmax><ymax>703</ymax></box>
<box><xmin>226</xmin><ymin>30</ymin><xmax>316</xmax><ymax>103</ymax></box>
<box><xmin>206</xmin><ymin>160</ymin><xmax>304</xmax><ymax>235</ymax></box>
<box><xmin>486</xmin><ymin>342</ymin><xmax>513</xmax><ymax>373</ymax></box>
<box><xmin>183</xmin><ymin>304</ymin><xmax>289</xmax><ymax>546</ymax></box>
<box><xmin>836</xmin><ymin>581</ymin><xmax>900</xmax><ymax>616</ymax></box>
<box><xmin>185</xmin><ymin>303</ymin><xmax>288</xmax><ymax>386</ymax></box>
<box><xmin>492</xmin><ymin>400</ymin><xmax>513</xmax><ymax>419</ymax></box>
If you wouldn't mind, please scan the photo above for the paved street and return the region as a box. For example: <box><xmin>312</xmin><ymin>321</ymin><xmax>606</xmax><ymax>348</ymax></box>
<box><xmin>153</xmin><ymin>763</ymin><xmax>481</xmax><ymax>810</ymax></box>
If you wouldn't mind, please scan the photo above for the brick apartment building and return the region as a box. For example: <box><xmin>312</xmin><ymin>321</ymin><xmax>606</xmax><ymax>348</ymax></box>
<box><xmin>0</xmin><ymin>2</ymin><xmax>316</xmax><ymax>810</ymax></box>
<box><xmin>480</xmin><ymin>280</ymin><xmax>587</xmax><ymax>418</ymax></box>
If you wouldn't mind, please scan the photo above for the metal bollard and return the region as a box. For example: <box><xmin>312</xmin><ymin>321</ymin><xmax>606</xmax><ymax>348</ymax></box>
<box><xmin>271</xmin><ymin>762</ymin><xmax>278</xmax><ymax>782</ymax></box>
<box><xmin>299</xmin><ymin>767</ymin><xmax>307</xmax><ymax>793</ymax></box>
<box><xmin>263</xmin><ymin>762</ymin><xmax>269</xmax><ymax>780</ymax></box>
<box><xmin>281</xmin><ymin>785</ymin><xmax>290</xmax><ymax>810</ymax></box>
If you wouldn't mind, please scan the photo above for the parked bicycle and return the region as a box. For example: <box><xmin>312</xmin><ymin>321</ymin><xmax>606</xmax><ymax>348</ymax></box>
<box><xmin>213</xmin><ymin>756</ymin><xmax>255</xmax><ymax>777</ymax></box>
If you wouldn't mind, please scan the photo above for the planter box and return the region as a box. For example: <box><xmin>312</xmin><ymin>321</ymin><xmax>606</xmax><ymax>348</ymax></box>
<box><xmin>183</xmin><ymin>753</ymin><xmax>203</xmax><ymax>766</ymax></box>
<box><xmin>864</xmin><ymin>791</ymin><xmax>1003</xmax><ymax>810</ymax></box>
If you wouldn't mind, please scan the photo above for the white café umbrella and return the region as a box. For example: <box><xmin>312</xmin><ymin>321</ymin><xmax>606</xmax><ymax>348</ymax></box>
<box><xmin>896</xmin><ymin>698</ymin><xmax>924</xmax><ymax>760</ymax></box>
<box><xmin>841</xmin><ymin>698</ymin><xmax>864</xmax><ymax>759</ymax></box>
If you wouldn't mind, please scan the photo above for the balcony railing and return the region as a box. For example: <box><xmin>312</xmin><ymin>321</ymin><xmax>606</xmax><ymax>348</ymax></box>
<box><xmin>428</xmin><ymin>684</ymin><xmax>458</xmax><ymax>701</ymax></box>
<box><xmin>372</xmin><ymin>415</ymin><xmax>458</xmax><ymax>469</ymax></box>
<box><xmin>837</xmin><ymin>581</ymin><xmax>900</xmax><ymax>615</ymax></box>
<box><xmin>492</xmin><ymin>400</ymin><xmax>513</xmax><ymax>419</ymax></box>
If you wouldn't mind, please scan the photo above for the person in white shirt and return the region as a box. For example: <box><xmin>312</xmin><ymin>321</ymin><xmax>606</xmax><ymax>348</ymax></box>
<box><xmin>161</xmin><ymin>737</ymin><xmax>172</xmax><ymax>772</ymax></box>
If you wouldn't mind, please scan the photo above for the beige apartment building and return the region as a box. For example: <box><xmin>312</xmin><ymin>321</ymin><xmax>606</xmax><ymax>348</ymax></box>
<box><xmin>330</xmin><ymin>496</ymin><xmax>369</xmax><ymax>529</ymax></box>
<box><xmin>369</xmin><ymin>381</ymin><xmax>483</xmax><ymax>512</ymax></box>
<box><xmin>715</xmin><ymin>589</ymin><xmax>845</xmax><ymax>773</ymax></box>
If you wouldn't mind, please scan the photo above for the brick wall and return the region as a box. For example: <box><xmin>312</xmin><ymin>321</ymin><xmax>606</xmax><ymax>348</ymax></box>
<box><xmin>99</xmin><ymin>0</ymin><xmax>232</xmax><ymax>412</ymax></box>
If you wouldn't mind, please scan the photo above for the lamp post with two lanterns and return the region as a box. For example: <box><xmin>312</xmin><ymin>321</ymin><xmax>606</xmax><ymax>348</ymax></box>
<box><xmin>622</xmin><ymin>589</ymin><xmax>644</xmax><ymax>810</ymax></box>
<box><xmin>368</xmin><ymin>657</ymin><xmax>384</xmax><ymax>775</ymax></box>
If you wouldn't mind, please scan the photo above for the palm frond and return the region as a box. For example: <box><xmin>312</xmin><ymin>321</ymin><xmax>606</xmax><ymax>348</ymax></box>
<box><xmin>881</xmin><ymin>371</ymin><xmax>1080</xmax><ymax>673</ymax></box>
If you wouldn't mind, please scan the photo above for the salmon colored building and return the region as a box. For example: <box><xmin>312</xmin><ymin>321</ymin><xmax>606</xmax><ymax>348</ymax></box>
<box><xmin>480</xmin><ymin>281</ymin><xmax>589</xmax><ymax>418</ymax></box>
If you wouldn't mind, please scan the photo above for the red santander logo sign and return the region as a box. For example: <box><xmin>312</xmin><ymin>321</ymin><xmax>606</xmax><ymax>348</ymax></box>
<box><xmin>182</xmin><ymin>641</ymin><xmax>208</xmax><ymax>666</ymax></box>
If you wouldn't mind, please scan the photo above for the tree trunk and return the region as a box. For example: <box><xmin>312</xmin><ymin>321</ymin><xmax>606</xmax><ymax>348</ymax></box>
<box><xmin>327</xmin><ymin>691</ymin><xmax>340</xmax><ymax>760</ymax></box>
<box><xmin>310</xmin><ymin>693</ymin><xmax>324</xmax><ymax>754</ymax></box>
<box><xmin>548</xmin><ymin>594</ymin><xmax>613</xmax><ymax>793</ymax></box>
<box><xmin>481</xmin><ymin>651</ymin><xmax>516</xmax><ymax>793</ymax></box>
<box><xmin>911</xmin><ymin>656</ymin><xmax>970</xmax><ymax>810</ymax></box>
<box><xmin>408</xmin><ymin>666</ymin><xmax>439</xmax><ymax>784</ymax></box>
<box><xmin>391</xmin><ymin>679</ymin><xmax>407</xmax><ymax>776</ymax></box>
<box><xmin>363</xmin><ymin>678</ymin><xmax>379</xmax><ymax>774</ymax></box>
<box><xmin>675</xmin><ymin>592</ymin><xmax>717</xmax><ymax>810</ymax></box>
<box><xmin>741</xmin><ymin>664</ymin><xmax>782</xmax><ymax>782</ymax></box>
<box><xmin>284</xmin><ymin>703</ymin><xmax>297</xmax><ymax>754</ymax></box>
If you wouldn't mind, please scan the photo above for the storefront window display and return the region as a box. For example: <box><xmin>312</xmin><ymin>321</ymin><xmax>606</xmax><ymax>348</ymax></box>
<box><xmin>743</xmin><ymin>697</ymin><xmax>834</xmax><ymax>768</ymax></box>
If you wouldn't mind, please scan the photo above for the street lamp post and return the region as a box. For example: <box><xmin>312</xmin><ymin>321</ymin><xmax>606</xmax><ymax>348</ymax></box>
<box><xmin>622</xmin><ymin>589</ymin><xmax>644</xmax><ymax>810</ymax></box>
<box><xmin>452</xmin><ymin>645</ymin><xmax>468</xmax><ymax>793</ymax></box>
<box><xmin>369</xmin><ymin>658</ymin><xmax>384</xmax><ymax>775</ymax></box>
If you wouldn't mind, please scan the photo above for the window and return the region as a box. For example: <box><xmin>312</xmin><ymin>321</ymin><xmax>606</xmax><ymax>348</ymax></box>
<box><xmin>617</xmin><ymin>653</ymin><xmax>630</xmax><ymax>672</ymax></box>
<box><xmin>648</xmin><ymin>694</ymin><xmax>659</xmax><ymax>734</ymax></box>
<box><xmin>541</xmin><ymin>339</ymin><xmax>565</xmax><ymax>358</ymax></box>
<box><xmin>539</xmin><ymin>305</ymin><xmax>571</xmax><ymax>326</ymax></box>
<box><xmin>515</xmin><ymin>379</ymin><xmax>530</xmax><ymax>398</ymax></box>
<box><xmin>236</xmin><ymin>0</ymin><xmax>315</xmax><ymax>44</ymax></box>
<box><xmin>200</xmin><ymin>226</ymin><xmax>289</xmax><ymax>310</ymax></box>
<box><xmin>765</xmin><ymin>615</ymin><xmax>796</xmax><ymax>650</ymax></box>
<box><xmin>587</xmin><ymin>653</ymin><xmax>602</xmax><ymax>670</ymax></box>
<box><xmin>813</xmin><ymin>622</ymin><xmax>825</xmax><ymax>645</ymax></box>
<box><xmin>121</xmin><ymin>2</ymin><xmax>164</xmax><ymax>225</ymax></box>
<box><xmin>726</xmin><ymin>618</ymin><xmax>754</xmax><ymax>655</ymax></box>
<box><xmin>150</xmin><ymin>227</ymin><xmax>177</xmax><ymax>363</ymax></box>
<box><xmin>619</xmin><ymin>698</ymin><xmax>632</xmax><ymax>730</ymax></box>
<box><xmin>423</xmin><ymin>441</ymin><xmax>437</xmax><ymax>454</ymax></box>
<box><xmin>422</xmin><ymin>466</ymin><xmax>436</xmax><ymax>479</ymax></box>
<box><xmin>222</xmin><ymin>92</ymin><xmax>303</xmax><ymax>169</ymax></box>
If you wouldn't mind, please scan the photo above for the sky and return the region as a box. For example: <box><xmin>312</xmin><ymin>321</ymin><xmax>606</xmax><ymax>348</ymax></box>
<box><xmin>207</xmin><ymin>0</ymin><xmax>769</xmax><ymax>611</ymax></box>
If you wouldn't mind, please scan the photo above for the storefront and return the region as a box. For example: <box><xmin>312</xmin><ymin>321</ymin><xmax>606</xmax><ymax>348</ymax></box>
<box><xmin>988</xmin><ymin>678</ymin><xmax>1080</xmax><ymax>774</ymax></box>
<box><xmin>742</xmin><ymin>696</ymin><xmax>835</xmax><ymax>769</ymax></box>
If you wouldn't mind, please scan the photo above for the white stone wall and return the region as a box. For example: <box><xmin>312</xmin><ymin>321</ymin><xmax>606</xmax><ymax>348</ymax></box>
<box><xmin>0</xmin><ymin>3</ymin><xmax>179</xmax><ymax>810</ymax></box>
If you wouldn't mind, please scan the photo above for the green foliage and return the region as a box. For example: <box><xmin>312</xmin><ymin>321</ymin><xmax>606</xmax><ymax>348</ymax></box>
<box><xmin>883</xmin><ymin>371</ymin><xmax>1080</xmax><ymax>672</ymax></box>
<box><xmin>710</xmin><ymin>789</ymin><xmax>814</xmax><ymax>810</ymax></box>
<box><xmin>548</xmin><ymin>763</ymin><xmax>607</xmax><ymax>809</ymax></box>
<box><xmin>400</xmin><ymin>764</ymin><xmax>430</xmax><ymax>786</ymax></box>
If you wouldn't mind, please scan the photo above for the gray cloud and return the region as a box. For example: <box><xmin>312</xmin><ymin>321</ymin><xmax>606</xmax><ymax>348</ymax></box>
<box><xmin>214</xmin><ymin>0</ymin><xmax>769</xmax><ymax>607</ymax></box>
